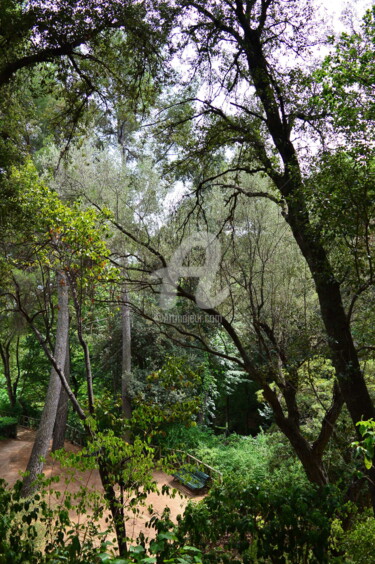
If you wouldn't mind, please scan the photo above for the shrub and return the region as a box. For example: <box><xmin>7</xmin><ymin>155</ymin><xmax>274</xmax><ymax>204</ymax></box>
<box><xmin>0</xmin><ymin>477</ymin><xmax>109</xmax><ymax>563</ymax></box>
<box><xmin>341</xmin><ymin>512</ymin><xmax>375</xmax><ymax>564</ymax></box>
<box><xmin>163</xmin><ymin>425</ymin><xmax>302</xmax><ymax>485</ymax></box>
<box><xmin>178</xmin><ymin>477</ymin><xmax>344</xmax><ymax>563</ymax></box>
<box><xmin>0</xmin><ymin>416</ymin><xmax>18</xmax><ymax>438</ymax></box>
<box><xmin>158</xmin><ymin>423</ymin><xmax>217</xmax><ymax>451</ymax></box>
<box><xmin>0</xmin><ymin>478</ymin><xmax>202</xmax><ymax>564</ymax></box>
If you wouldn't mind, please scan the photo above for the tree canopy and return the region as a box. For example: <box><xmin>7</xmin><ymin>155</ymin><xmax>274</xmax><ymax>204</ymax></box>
<box><xmin>0</xmin><ymin>1</ymin><xmax>375</xmax><ymax>562</ymax></box>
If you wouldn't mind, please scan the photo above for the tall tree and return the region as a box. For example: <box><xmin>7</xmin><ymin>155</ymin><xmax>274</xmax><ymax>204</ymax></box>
<box><xmin>20</xmin><ymin>271</ymin><xmax>69</xmax><ymax>497</ymax></box>
<box><xmin>145</xmin><ymin>0</ymin><xmax>375</xmax><ymax>496</ymax></box>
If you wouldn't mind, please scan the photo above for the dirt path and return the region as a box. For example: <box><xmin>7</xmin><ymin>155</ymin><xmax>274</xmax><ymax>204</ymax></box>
<box><xmin>0</xmin><ymin>428</ymin><xmax>204</xmax><ymax>541</ymax></box>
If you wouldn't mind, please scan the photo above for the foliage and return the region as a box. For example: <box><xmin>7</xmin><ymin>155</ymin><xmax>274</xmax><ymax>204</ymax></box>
<box><xmin>0</xmin><ymin>476</ymin><xmax>202</xmax><ymax>564</ymax></box>
<box><xmin>98</xmin><ymin>532</ymin><xmax>203</xmax><ymax>564</ymax></box>
<box><xmin>15</xmin><ymin>334</ymin><xmax>51</xmax><ymax>411</ymax></box>
<box><xmin>158</xmin><ymin>424</ymin><xmax>217</xmax><ymax>452</ymax></box>
<box><xmin>196</xmin><ymin>432</ymin><xmax>277</xmax><ymax>481</ymax></box>
<box><xmin>5</xmin><ymin>161</ymin><xmax>113</xmax><ymax>278</ymax></box>
<box><xmin>1</xmin><ymin>1</ymin><xmax>375</xmax><ymax>561</ymax></box>
<box><xmin>352</xmin><ymin>419</ymin><xmax>375</xmax><ymax>470</ymax></box>
<box><xmin>0</xmin><ymin>386</ymin><xmax>22</xmax><ymax>416</ymax></box>
<box><xmin>161</xmin><ymin>424</ymin><xmax>303</xmax><ymax>485</ymax></box>
<box><xmin>0</xmin><ymin>477</ymin><xmax>110</xmax><ymax>563</ymax></box>
<box><xmin>0</xmin><ymin>416</ymin><xmax>18</xmax><ymax>438</ymax></box>
<box><xmin>132</xmin><ymin>357</ymin><xmax>204</xmax><ymax>441</ymax></box>
<box><xmin>313</xmin><ymin>6</ymin><xmax>375</xmax><ymax>143</ymax></box>
<box><xmin>340</xmin><ymin>512</ymin><xmax>375</xmax><ymax>564</ymax></box>
<box><xmin>55</xmin><ymin>429</ymin><xmax>157</xmax><ymax>495</ymax></box>
<box><xmin>178</xmin><ymin>477</ymin><xmax>344</xmax><ymax>563</ymax></box>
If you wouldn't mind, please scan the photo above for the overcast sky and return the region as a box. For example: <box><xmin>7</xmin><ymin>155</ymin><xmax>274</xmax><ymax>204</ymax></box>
<box><xmin>322</xmin><ymin>0</ymin><xmax>373</xmax><ymax>32</ymax></box>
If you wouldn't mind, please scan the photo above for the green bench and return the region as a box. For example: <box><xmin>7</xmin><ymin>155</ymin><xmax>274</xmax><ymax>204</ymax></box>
<box><xmin>172</xmin><ymin>468</ymin><xmax>210</xmax><ymax>491</ymax></box>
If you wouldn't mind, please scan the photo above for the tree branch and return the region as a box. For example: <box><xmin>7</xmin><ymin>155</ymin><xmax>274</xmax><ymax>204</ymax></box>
<box><xmin>0</xmin><ymin>42</ymin><xmax>81</xmax><ymax>87</ymax></box>
<box><xmin>312</xmin><ymin>381</ymin><xmax>344</xmax><ymax>459</ymax></box>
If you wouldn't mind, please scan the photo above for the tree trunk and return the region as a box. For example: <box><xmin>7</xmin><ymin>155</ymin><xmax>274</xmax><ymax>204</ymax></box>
<box><xmin>233</xmin><ymin>15</ymin><xmax>375</xmax><ymax>431</ymax></box>
<box><xmin>21</xmin><ymin>272</ymin><xmax>69</xmax><ymax>497</ymax></box>
<box><xmin>284</xmin><ymin>192</ymin><xmax>375</xmax><ymax>419</ymax></box>
<box><xmin>121</xmin><ymin>282</ymin><xmax>132</xmax><ymax>421</ymax></box>
<box><xmin>68</xmin><ymin>278</ymin><xmax>95</xmax><ymax>414</ymax></box>
<box><xmin>283</xmin><ymin>190</ymin><xmax>375</xmax><ymax>507</ymax></box>
<box><xmin>0</xmin><ymin>341</ymin><xmax>15</xmax><ymax>408</ymax></box>
<box><xmin>117</xmin><ymin>120</ymin><xmax>132</xmax><ymax>424</ymax></box>
<box><xmin>261</xmin><ymin>382</ymin><xmax>328</xmax><ymax>486</ymax></box>
<box><xmin>52</xmin><ymin>339</ymin><xmax>70</xmax><ymax>452</ymax></box>
<box><xmin>98</xmin><ymin>458</ymin><xmax>128</xmax><ymax>557</ymax></box>
<box><xmin>279</xmin><ymin>420</ymin><xmax>328</xmax><ymax>486</ymax></box>
<box><xmin>238</xmin><ymin>24</ymin><xmax>375</xmax><ymax>503</ymax></box>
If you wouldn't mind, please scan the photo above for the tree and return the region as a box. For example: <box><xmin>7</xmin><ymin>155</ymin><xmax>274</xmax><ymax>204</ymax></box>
<box><xmin>2</xmin><ymin>162</ymin><xmax>172</xmax><ymax>556</ymax></box>
<box><xmin>20</xmin><ymin>271</ymin><xmax>69</xmax><ymax>497</ymax></box>
<box><xmin>128</xmin><ymin>0</ymin><xmax>375</xmax><ymax>497</ymax></box>
<box><xmin>1</xmin><ymin>162</ymin><xmax>113</xmax><ymax>489</ymax></box>
<box><xmin>0</xmin><ymin>0</ymin><xmax>172</xmax><ymax>232</ymax></box>
<box><xmin>46</xmin><ymin>132</ymin><xmax>170</xmax><ymax>413</ymax></box>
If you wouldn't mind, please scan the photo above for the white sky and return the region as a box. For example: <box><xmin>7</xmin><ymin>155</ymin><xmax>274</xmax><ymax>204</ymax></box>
<box><xmin>320</xmin><ymin>0</ymin><xmax>374</xmax><ymax>32</ymax></box>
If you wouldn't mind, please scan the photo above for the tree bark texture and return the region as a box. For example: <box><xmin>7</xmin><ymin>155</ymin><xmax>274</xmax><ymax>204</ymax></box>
<box><xmin>52</xmin><ymin>338</ymin><xmax>70</xmax><ymax>452</ymax></box>
<box><xmin>21</xmin><ymin>272</ymin><xmax>69</xmax><ymax>497</ymax></box>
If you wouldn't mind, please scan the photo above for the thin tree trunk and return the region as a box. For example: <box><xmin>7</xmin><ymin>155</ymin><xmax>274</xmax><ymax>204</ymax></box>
<box><xmin>52</xmin><ymin>338</ymin><xmax>70</xmax><ymax>452</ymax></box>
<box><xmin>98</xmin><ymin>458</ymin><xmax>128</xmax><ymax>557</ymax></box>
<box><xmin>117</xmin><ymin>120</ymin><xmax>132</xmax><ymax>424</ymax></box>
<box><xmin>121</xmin><ymin>282</ymin><xmax>132</xmax><ymax>421</ymax></box>
<box><xmin>0</xmin><ymin>340</ymin><xmax>15</xmax><ymax>408</ymax></box>
<box><xmin>21</xmin><ymin>272</ymin><xmax>69</xmax><ymax>497</ymax></box>
<box><xmin>14</xmin><ymin>336</ymin><xmax>21</xmax><ymax>402</ymax></box>
<box><xmin>67</xmin><ymin>277</ymin><xmax>95</xmax><ymax>414</ymax></box>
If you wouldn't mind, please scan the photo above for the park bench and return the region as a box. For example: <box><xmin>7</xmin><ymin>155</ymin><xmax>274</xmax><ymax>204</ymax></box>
<box><xmin>172</xmin><ymin>467</ymin><xmax>210</xmax><ymax>491</ymax></box>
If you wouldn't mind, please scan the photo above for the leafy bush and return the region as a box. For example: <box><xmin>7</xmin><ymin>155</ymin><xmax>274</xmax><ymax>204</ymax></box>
<box><xmin>178</xmin><ymin>477</ymin><xmax>344</xmax><ymax>563</ymax></box>
<box><xmin>0</xmin><ymin>386</ymin><xmax>21</xmax><ymax>417</ymax></box>
<box><xmin>0</xmin><ymin>478</ymin><xmax>202</xmax><ymax>564</ymax></box>
<box><xmin>341</xmin><ymin>512</ymin><xmax>375</xmax><ymax>564</ymax></box>
<box><xmin>0</xmin><ymin>376</ymin><xmax>39</xmax><ymax>419</ymax></box>
<box><xmin>0</xmin><ymin>385</ymin><xmax>10</xmax><ymax>411</ymax></box>
<box><xmin>162</xmin><ymin>425</ymin><xmax>303</xmax><ymax>485</ymax></box>
<box><xmin>193</xmin><ymin>432</ymin><xmax>282</xmax><ymax>482</ymax></box>
<box><xmin>0</xmin><ymin>416</ymin><xmax>18</xmax><ymax>438</ymax></box>
<box><xmin>158</xmin><ymin>423</ymin><xmax>217</xmax><ymax>452</ymax></box>
<box><xmin>0</xmin><ymin>477</ymin><xmax>110</xmax><ymax>563</ymax></box>
<box><xmin>98</xmin><ymin>532</ymin><xmax>203</xmax><ymax>563</ymax></box>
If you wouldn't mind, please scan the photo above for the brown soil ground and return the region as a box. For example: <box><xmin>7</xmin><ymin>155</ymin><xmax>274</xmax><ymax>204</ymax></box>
<box><xmin>0</xmin><ymin>427</ymin><xmax>205</xmax><ymax>542</ymax></box>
